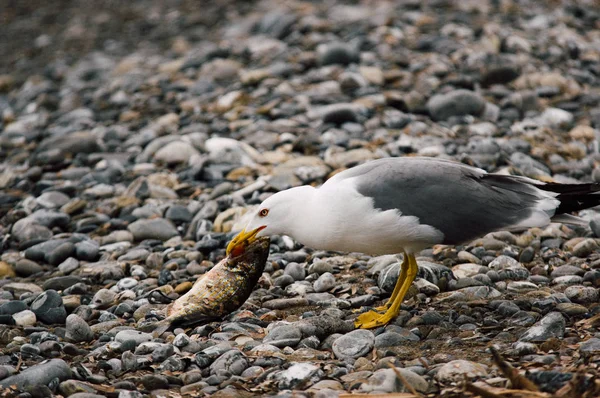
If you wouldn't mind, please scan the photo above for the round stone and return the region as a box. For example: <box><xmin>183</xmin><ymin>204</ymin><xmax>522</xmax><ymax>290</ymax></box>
<box><xmin>332</xmin><ymin>330</ymin><xmax>375</xmax><ymax>360</ymax></box>
<box><xmin>65</xmin><ymin>314</ymin><xmax>93</xmax><ymax>342</ymax></box>
<box><xmin>263</xmin><ymin>325</ymin><xmax>302</xmax><ymax>348</ymax></box>
<box><xmin>313</xmin><ymin>272</ymin><xmax>336</xmax><ymax>293</ymax></box>
<box><xmin>435</xmin><ymin>360</ymin><xmax>489</xmax><ymax>383</ymax></box>
<box><xmin>31</xmin><ymin>290</ymin><xmax>67</xmax><ymax>324</ymax></box>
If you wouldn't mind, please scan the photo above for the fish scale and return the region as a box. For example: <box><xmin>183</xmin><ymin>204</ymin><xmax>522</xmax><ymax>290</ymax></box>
<box><xmin>141</xmin><ymin>237</ymin><xmax>270</xmax><ymax>336</ymax></box>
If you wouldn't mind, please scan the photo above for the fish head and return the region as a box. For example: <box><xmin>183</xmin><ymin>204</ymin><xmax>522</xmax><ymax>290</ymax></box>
<box><xmin>229</xmin><ymin>236</ymin><xmax>270</xmax><ymax>263</ymax></box>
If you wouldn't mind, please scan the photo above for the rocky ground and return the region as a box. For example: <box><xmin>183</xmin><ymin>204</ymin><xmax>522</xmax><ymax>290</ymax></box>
<box><xmin>1</xmin><ymin>0</ymin><xmax>600</xmax><ymax>397</ymax></box>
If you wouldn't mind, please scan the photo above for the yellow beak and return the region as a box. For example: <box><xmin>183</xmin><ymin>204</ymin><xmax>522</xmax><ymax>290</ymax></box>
<box><xmin>226</xmin><ymin>226</ymin><xmax>266</xmax><ymax>255</ymax></box>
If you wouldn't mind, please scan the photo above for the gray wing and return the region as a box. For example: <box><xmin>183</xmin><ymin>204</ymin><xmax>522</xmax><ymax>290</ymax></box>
<box><xmin>341</xmin><ymin>157</ymin><xmax>552</xmax><ymax>245</ymax></box>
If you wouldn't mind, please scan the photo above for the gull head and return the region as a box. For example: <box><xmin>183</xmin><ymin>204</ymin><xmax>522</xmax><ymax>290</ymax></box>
<box><xmin>226</xmin><ymin>186</ymin><xmax>314</xmax><ymax>255</ymax></box>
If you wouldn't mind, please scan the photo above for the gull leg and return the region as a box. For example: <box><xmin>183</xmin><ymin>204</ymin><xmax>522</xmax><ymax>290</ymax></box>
<box><xmin>374</xmin><ymin>253</ymin><xmax>408</xmax><ymax>312</ymax></box>
<box><xmin>355</xmin><ymin>253</ymin><xmax>417</xmax><ymax>329</ymax></box>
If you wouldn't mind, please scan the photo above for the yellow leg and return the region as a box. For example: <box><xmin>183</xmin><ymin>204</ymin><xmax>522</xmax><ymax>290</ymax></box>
<box><xmin>355</xmin><ymin>253</ymin><xmax>418</xmax><ymax>329</ymax></box>
<box><xmin>374</xmin><ymin>253</ymin><xmax>408</xmax><ymax>312</ymax></box>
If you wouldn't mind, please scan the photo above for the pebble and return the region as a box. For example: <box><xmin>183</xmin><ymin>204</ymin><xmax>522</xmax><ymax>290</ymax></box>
<box><xmin>13</xmin><ymin>310</ymin><xmax>36</xmax><ymax>326</ymax></box>
<box><xmin>332</xmin><ymin>330</ymin><xmax>374</xmax><ymax>360</ymax></box>
<box><xmin>580</xmin><ymin>338</ymin><xmax>600</xmax><ymax>356</ymax></box>
<box><xmin>14</xmin><ymin>259</ymin><xmax>43</xmax><ymax>277</ymax></box>
<box><xmin>31</xmin><ymin>289</ymin><xmax>67</xmax><ymax>324</ymax></box>
<box><xmin>564</xmin><ymin>286</ymin><xmax>599</xmax><ymax>304</ymax></box>
<box><xmin>314</xmin><ymin>272</ymin><xmax>336</xmax><ymax>292</ymax></box>
<box><xmin>572</xmin><ymin>239</ymin><xmax>599</xmax><ymax>257</ymax></box>
<box><xmin>427</xmin><ymin>90</ymin><xmax>486</xmax><ymax>121</ymax></box>
<box><xmin>0</xmin><ymin>359</ymin><xmax>71</xmax><ymax>389</ymax></box>
<box><xmin>318</xmin><ymin>42</ymin><xmax>359</xmax><ymax>66</ymax></box>
<box><xmin>375</xmin><ymin>331</ymin><xmax>419</xmax><ymax>348</ymax></box>
<box><xmin>264</xmin><ymin>325</ymin><xmax>302</xmax><ymax>348</ymax></box>
<box><xmin>66</xmin><ymin>314</ymin><xmax>93</xmax><ymax>342</ymax></box>
<box><xmin>277</xmin><ymin>362</ymin><xmax>325</xmax><ymax>390</ymax></box>
<box><xmin>284</xmin><ymin>262</ymin><xmax>306</xmax><ymax>281</ymax></box>
<box><xmin>115</xmin><ymin>330</ymin><xmax>152</xmax><ymax>346</ymax></box>
<box><xmin>210</xmin><ymin>349</ymin><xmax>248</xmax><ymax>376</ymax></box>
<box><xmin>359</xmin><ymin>368</ymin><xmax>428</xmax><ymax>393</ymax></box>
<box><xmin>435</xmin><ymin>360</ymin><xmax>489</xmax><ymax>383</ymax></box>
<box><xmin>520</xmin><ymin>312</ymin><xmax>566</xmax><ymax>342</ymax></box>
<box><xmin>127</xmin><ymin>218</ymin><xmax>179</xmax><ymax>241</ymax></box>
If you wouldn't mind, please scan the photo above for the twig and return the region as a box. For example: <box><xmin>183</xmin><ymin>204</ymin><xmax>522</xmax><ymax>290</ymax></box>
<box><xmin>388</xmin><ymin>364</ymin><xmax>423</xmax><ymax>397</ymax></box>
<box><xmin>490</xmin><ymin>346</ymin><xmax>539</xmax><ymax>392</ymax></box>
<box><xmin>15</xmin><ymin>354</ymin><xmax>22</xmax><ymax>372</ymax></box>
<box><xmin>464</xmin><ymin>380</ymin><xmax>503</xmax><ymax>398</ymax></box>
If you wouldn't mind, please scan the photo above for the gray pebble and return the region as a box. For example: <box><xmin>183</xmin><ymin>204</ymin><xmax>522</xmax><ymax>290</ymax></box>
<box><xmin>284</xmin><ymin>262</ymin><xmax>306</xmax><ymax>281</ymax></box>
<box><xmin>209</xmin><ymin>349</ymin><xmax>248</xmax><ymax>376</ymax></box>
<box><xmin>313</xmin><ymin>272</ymin><xmax>336</xmax><ymax>292</ymax></box>
<box><xmin>127</xmin><ymin>218</ymin><xmax>178</xmax><ymax>241</ymax></box>
<box><xmin>332</xmin><ymin>329</ymin><xmax>374</xmax><ymax>360</ymax></box>
<box><xmin>115</xmin><ymin>330</ymin><xmax>152</xmax><ymax>346</ymax></box>
<box><xmin>66</xmin><ymin>314</ymin><xmax>93</xmax><ymax>342</ymax></box>
<box><xmin>276</xmin><ymin>362</ymin><xmax>324</xmax><ymax>390</ymax></box>
<box><xmin>31</xmin><ymin>289</ymin><xmax>67</xmax><ymax>324</ymax></box>
<box><xmin>360</xmin><ymin>368</ymin><xmax>428</xmax><ymax>393</ymax></box>
<box><xmin>0</xmin><ymin>359</ymin><xmax>72</xmax><ymax>389</ymax></box>
<box><xmin>435</xmin><ymin>360</ymin><xmax>489</xmax><ymax>383</ymax></box>
<box><xmin>264</xmin><ymin>325</ymin><xmax>302</xmax><ymax>348</ymax></box>
<box><xmin>427</xmin><ymin>89</ymin><xmax>486</xmax><ymax>121</ymax></box>
<box><xmin>564</xmin><ymin>286</ymin><xmax>599</xmax><ymax>304</ymax></box>
<box><xmin>520</xmin><ymin>312</ymin><xmax>566</xmax><ymax>342</ymax></box>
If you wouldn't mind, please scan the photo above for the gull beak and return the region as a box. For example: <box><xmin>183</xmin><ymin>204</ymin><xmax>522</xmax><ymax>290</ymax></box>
<box><xmin>226</xmin><ymin>226</ymin><xmax>266</xmax><ymax>256</ymax></box>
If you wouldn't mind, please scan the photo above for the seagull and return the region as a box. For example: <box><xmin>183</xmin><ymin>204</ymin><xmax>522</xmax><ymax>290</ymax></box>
<box><xmin>227</xmin><ymin>157</ymin><xmax>600</xmax><ymax>329</ymax></box>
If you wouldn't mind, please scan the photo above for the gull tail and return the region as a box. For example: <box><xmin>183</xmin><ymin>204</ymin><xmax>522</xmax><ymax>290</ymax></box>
<box><xmin>539</xmin><ymin>182</ymin><xmax>600</xmax><ymax>224</ymax></box>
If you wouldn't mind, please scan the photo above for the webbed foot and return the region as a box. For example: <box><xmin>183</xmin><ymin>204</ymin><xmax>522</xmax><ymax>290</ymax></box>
<box><xmin>354</xmin><ymin>309</ymin><xmax>397</xmax><ymax>329</ymax></box>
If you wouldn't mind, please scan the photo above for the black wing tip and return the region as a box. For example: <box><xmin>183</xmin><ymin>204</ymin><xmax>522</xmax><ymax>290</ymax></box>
<box><xmin>541</xmin><ymin>182</ymin><xmax>600</xmax><ymax>214</ymax></box>
<box><xmin>540</xmin><ymin>182</ymin><xmax>600</xmax><ymax>195</ymax></box>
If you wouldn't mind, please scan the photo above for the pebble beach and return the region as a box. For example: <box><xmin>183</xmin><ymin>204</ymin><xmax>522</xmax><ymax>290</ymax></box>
<box><xmin>1</xmin><ymin>0</ymin><xmax>600</xmax><ymax>397</ymax></box>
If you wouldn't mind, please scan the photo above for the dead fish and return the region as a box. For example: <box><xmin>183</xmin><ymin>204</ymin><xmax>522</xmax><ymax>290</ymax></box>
<box><xmin>142</xmin><ymin>236</ymin><xmax>270</xmax><ymax>336</ymax></box>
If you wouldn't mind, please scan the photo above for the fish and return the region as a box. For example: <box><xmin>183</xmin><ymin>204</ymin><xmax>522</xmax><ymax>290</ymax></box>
<box><xmin>141</xmin><ymin>236</ymin><xmax>270</xmax><ymax>336</ymax></box>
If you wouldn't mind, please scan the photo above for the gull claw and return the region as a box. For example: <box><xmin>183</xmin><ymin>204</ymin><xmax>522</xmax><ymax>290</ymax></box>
<box><xmin>354</xmin><ymin>310</ymin><xmax>394</xmax><ymax>329</ymax></box>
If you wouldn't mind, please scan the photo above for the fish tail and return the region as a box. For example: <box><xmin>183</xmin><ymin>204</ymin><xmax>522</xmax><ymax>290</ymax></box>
<box><xmin>152</xmin><ymin>320</ymin><xmax>171</xmax><ymax>338</ymax></box>
<box><xmin>138</xmin><ymin>318</ymin><xmax>171</xmax><ymax>336</ymax></box>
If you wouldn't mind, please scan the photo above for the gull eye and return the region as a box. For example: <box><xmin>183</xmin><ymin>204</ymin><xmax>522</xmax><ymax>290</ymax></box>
<box><xmin>259</xmin><ymin>208</ymin><xmax>269</xmax><ymax>217</ymax></box>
